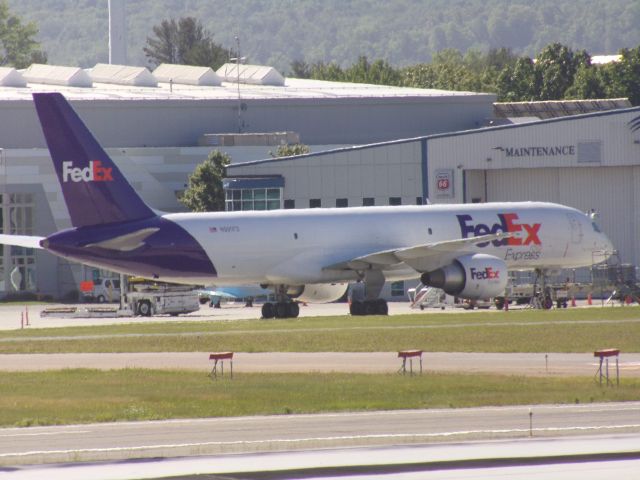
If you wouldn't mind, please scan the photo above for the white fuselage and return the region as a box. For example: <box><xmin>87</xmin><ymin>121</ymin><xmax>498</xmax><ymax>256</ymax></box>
<box><xmin>164</xmin><ymin>202</ymin><xmax>612</xmax><ymax>286</ymax></box>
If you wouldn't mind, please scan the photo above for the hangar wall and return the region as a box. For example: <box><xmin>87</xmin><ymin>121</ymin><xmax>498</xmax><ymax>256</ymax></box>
<box><xmin>228</xmin><ymin>140</ymin><xmax>426</xmax><ymax>209</ymax></box>
<box><xmin>427</xmin><ymin>107</ymin><xmax>640</xmax><ymax>266</ymax></box>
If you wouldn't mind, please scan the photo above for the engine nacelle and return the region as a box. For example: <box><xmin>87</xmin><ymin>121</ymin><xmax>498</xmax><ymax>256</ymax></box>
<box><xmin>420</xmin><ymin>254</ymin><xmax>507</xmax><ymax>300</ymax></box>
<box><xmin>289</xmin><ymin>283</ymin><xmax>349</xmax><ymax>303</ymax></box>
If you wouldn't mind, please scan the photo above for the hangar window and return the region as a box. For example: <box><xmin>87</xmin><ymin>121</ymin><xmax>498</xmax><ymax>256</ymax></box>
<box><xmin>284</xmin><ymin>199</ymin><xmax>295</xmax><ymax>209</ymax></box>
<box><xmin>0</xmin><ymin>193</ymin><xmax>36</xmax><ymax>295</ymax></box>
<box><xmin>336</xmin><ymin>198</ymin><xmax>348</xmax><ymax>208</ymax></box>
<box><xmin>309</xmin><ymin>199</ymin><xmax>321</xmax><ymax>208</ymax></box>
<box><xmin>362</xmin><ymin>197</ymin><xmax>375</xmax><ymax>207</ymax></box>
<box><xmin>224</xmin><ymin>188</ymin><xmax>282</xmax><ymax>211</ymax></box>
<box><xmin>391</xmin><ymin>281</ymin><xmax>405</xmax><ymax>297</ymax></box>
<box><xmin>389</xmin><ymin>197</ymin><xmax>402</xmax><ymax>206</ymax></box>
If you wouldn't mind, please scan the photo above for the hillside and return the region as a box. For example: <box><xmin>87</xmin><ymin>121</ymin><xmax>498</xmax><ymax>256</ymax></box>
<box><xmin>7</xmin><ymin>0</ymin><xmax>640</xmax><ymax>72</ymax></box>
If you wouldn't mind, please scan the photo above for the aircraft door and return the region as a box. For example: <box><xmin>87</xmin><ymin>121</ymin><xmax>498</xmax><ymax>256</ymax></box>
<box><xmin>567</xmin><ymin>214</ymin><xmax>583</xmax><ymax>244</ymax></box>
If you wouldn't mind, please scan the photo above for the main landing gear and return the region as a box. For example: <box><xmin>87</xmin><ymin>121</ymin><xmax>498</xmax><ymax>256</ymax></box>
<box><xmin>261</xmin><ymin>285</ymin><xmax>300</xmax><ymax>319</ymax></box>
<box><xmin>349</xmin><ymin>270</ymin><xmax>389</xmax><ymax>316</ymax></box>
<box><xmin>261</xmin><ymin>301</ymin><xmax>300</xmax><ymax>319</ymax></box>
<box><xmin>349</xmin><ymin>298</ymin><xmax>388</xmax><ymax>316</ymax></box>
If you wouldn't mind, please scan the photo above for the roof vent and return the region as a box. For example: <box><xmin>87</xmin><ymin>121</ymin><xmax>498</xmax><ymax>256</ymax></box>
<box><xmin>23</xmin><ymin>64</ymin><xmax>92</xmax><ymax>87</ymax></box>
<box><xmin>90</xmin><ymin>63</ymin><xmax>157</xmax><ymax>87</ymax></box>
<box><xmin>0</xmin><ymin>67</ymin><xmax>26</xmax><ymax>87</ymax></box>
<box><xmin>216</xmin><ymin>63</ymin><xmax>285</xmax><ymax>86</ymax></box>
<box><xmin>153</xmin><ymin>63</ymin><xmax>221</xmax><ymax>86</ymax></box>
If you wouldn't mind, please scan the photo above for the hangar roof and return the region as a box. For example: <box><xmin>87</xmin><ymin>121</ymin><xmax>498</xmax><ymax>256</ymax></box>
<box><xmin>1</xmin><ymin>62</ymin><xmax>491</xmax><ymax>102</ymax></box>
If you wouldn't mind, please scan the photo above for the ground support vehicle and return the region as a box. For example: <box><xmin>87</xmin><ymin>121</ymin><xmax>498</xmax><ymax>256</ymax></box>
<box><xmin>124</xmin><ymin>284</ymin><xmax>200</xmax><ymax>317</ymax></box>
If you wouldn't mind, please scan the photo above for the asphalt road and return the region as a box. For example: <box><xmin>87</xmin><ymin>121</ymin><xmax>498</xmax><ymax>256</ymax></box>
<box><xmin>1</xmin><ymin>402</ymin><xmax>639</xmax><ymax>466</ymax></box>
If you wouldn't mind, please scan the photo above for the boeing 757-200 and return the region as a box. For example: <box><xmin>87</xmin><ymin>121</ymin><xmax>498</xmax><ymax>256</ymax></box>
<box><xmin>0</xmin><ymin>93</ymin><xmax>614</xmax><ymax>317</ymax></box>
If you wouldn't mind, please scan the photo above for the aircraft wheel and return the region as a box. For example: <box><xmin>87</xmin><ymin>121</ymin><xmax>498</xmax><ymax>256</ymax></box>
<box><xmin>349</xmin><ymin>301</ymin><xmax>364</xmax><ymax>316</ymax></box>
<box><xmin>97</xmin><ymin>295</ymin><xmax>106</xmax><ymax>303</ymax></box>
<box><xmin>288</xmin><ymin>302</ymin><xmax>300</xmax><ymax>318</ymax></box>
<box><xmin>275</xmin><ymin>302</ymin><xmax>289</xmax><ymax>318</ymax></box>
<box><xmin>261</xmin><ymin>302</ymin><xmax>275</xmax><ymax>319</ymax></box>
<box><xmin>364</xmin><ymin>300</ymin><xmax>378</xmax><ymax>316</ymax></box>
<box><xmin>137</xmin><ymin>300</ymin><xmax>152</xmax><ymax>317</ymax></box>
<box><xmin>375</xmin><ymin>299</ymin><xmax>388</xmax><ymax>315</ymax></box>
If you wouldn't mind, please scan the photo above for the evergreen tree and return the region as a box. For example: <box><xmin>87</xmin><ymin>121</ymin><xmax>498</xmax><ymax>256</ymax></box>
<box><xmin>143</xmin><ymin>17</ymin><xmax>231</xmax><ymax>69</ymax></box>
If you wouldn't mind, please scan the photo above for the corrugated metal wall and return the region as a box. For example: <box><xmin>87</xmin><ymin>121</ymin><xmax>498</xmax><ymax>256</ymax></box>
<box><xmin>485</xmin><ymin>166</ymin><xmax>637</xmax><ymax>265</ymax></box>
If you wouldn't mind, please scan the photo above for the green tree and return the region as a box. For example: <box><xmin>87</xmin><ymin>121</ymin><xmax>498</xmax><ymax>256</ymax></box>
<box><xmin>343</xmin><ymin>56</ymin><xmax>401</xmax><ymax>85</ymax></box>
<box><xmin>143</xmin><ymin>17</ymin><xmax>231</xmax><ymax>69</ymax></box>
<box><xmin>271</xmin><ymin>143</ymin><xmax>310</xmax><ymax>157</ymax></box>
<box><xmin>602</xmin><ymin>46</ymin><xmax>640</xmax><ymax>105</ymax></box>
<box><xmin>534</xmin><ymin>43</ymin><xmax>582</xmax><ymax>100</ymax></box>
<box><xmin>290</xmin><ymin>59</ymin><xmax>311</xmax><ymax>78</ymax></box>
<box><xmin>180</xmin><ymin>150</ymin><xmax>231</xmax><ymax>212</ymax></box>
<box><xmin>565</xmin><ymin>64</ymin><xmax>606</xmax><ymax>100</ymax></box>
<box><xmin>0</xmin><ymin>1</ymin><xmax>46</xmax><ymax>68</ymax></box>
<box><xmin>496</xmin><ymin>56</ymin><xmax>538</xmax><ymax>101</ymax></box>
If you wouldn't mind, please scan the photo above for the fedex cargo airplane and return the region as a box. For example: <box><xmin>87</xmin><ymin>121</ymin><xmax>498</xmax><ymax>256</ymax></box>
<box><xmin>0</xmin><ymin>93</ymin><xmax>614</xmax><ymax>318</ymax></box>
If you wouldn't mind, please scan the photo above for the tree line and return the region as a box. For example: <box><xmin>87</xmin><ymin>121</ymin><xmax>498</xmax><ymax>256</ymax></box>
<box><xmin>290</xmin><ymin>44</ymin><xmax>640</xmax><ymax>105</ymax></box>
<box><xmin>140</xmin><ymin>17</ymin><xmax>640</xmax><ymax>106</ymax></box>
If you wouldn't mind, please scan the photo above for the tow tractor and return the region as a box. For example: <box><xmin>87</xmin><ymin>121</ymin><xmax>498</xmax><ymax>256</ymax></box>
<box><xmin>123</xmin><ymin>277</ymin><xmax>200</xmax><ymax>316</ymax></box>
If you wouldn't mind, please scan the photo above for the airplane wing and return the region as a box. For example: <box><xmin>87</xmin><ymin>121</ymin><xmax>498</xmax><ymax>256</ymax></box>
<box><xmin>0</xmin><ymin>234</ymin><xmax>44</xmax><ymax>249</ymax></box>
<box><xmin>323</xmin><ymin>232</ymin><xmax>512</xmax><ymax>273</ymax></box>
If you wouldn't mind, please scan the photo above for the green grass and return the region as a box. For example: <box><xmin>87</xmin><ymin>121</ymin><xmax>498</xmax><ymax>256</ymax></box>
<box><xmin>1</xmin><ymin>369</ymin><xmax>638</xmax><ymax>427</ymax></box>
<box><xmin>1</xmin><ymin>307</ymin><xmax>640</xmax><ymax>353</ymax></box>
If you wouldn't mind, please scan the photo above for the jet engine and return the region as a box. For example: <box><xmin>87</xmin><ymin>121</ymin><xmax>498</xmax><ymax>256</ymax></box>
<box><xmin>288</xmin><ymin>283</ymin><xmax>348</xmax><ymax>303</ymax></box>
<box><xmin>420</xmin><ymin>254</ymin><xmax>507</xmax><ymax>300</ymax></box>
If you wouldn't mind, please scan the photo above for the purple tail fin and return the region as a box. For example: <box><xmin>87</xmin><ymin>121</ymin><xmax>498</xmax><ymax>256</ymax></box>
<box><xmin>33</xmin><ymin>93</ymin><xmax>155</xmax><ymax>228</ymax></box>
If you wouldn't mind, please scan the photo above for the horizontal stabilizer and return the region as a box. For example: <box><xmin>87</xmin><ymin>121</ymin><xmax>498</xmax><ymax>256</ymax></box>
<box><xmin>85</xmin><ymin>228</ymin><xmax>160</xmax><ymax>252</ymax></box>
<box><xmin>0</xmin><ymin>234</ymin><xmax>44</xmax><ymax>249</ymax></box>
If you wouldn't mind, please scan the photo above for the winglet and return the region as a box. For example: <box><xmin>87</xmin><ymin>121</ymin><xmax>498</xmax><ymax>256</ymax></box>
<box><xmin>33</xmin><ymin>92</ymin><xmax>155</xmax><ymax>227</ymax></box>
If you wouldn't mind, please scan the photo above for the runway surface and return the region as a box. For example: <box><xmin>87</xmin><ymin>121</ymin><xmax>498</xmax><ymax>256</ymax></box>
<box><xmin>0</xmin><ymin>300</ymin><xmax>610</xmax><ymax>331</ymax></box>
<box><xmin>1</xmin><ymin>402</ymin><xmax>640</xmax><ymax>468</ymax></box>
<box><xmin>3</xmin><ymin>435</ymin><xmax>640</xmax><ymax>479</ymax></box>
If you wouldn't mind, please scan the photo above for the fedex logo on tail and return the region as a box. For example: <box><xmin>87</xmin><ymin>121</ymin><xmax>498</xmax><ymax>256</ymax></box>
<box><xmin>457</xmin><ymin>213</ymin><xmax>541</xmax><ymax>247</ymax></box>
<box><xmin>62</xmin><ymin>161</ymin><xmax>113</xmax><ymax>183</ymax></box>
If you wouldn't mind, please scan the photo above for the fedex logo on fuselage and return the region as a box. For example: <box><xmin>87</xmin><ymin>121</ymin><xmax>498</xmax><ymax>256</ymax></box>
<box><xmin>457</xmin><ymin>213</ymin><xmax>541</xmax><ymax>247</ymax></box>
<box><xmin>62</xmin><ymin>161</ymin><xmax>113</xmax><ymax>183</ymax></box>
<box><xmin>470</xmin><ymin>267</ymin><xmax>500</xmax><ymax>280</ymax></box>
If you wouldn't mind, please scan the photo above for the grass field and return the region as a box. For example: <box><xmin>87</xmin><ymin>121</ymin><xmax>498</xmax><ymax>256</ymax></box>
<box><xmin>1</xmin><ymin>307</ymin><xmax>639</xmax><ymax>354</ymax></box>
<box><xmin>1</xmin><ymin>369</ymin><xmax>638</xmax><ymax>427</ymax></box>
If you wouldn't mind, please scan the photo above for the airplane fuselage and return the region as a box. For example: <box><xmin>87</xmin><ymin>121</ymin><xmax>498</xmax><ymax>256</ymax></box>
<box><xmin>45</xmin><ymin>201</ymin><xmax>611</xmax><ymax>287</ymax></box>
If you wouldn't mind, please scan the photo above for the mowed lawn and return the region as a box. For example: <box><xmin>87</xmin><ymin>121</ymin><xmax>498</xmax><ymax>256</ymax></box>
<box><xmin>0</xmin><ymin>307</ymin><xmax>639</xmax><ymax>353</ymax></box>
<box><xmin>1</xmin><ymin>370</ymin><xmax>639</xmax><ymax>427</ymax></box>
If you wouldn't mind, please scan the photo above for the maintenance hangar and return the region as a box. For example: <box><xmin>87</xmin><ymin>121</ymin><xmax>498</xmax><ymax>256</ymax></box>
<box><xmin>227</xmin><ymin>104</ymin><xmax>640</xmax><ymax>299</ymax></box>
<box><xmin>0</xmin><ymin>63</ymin><xmax>495</xmax><ymax>299</ymax></box>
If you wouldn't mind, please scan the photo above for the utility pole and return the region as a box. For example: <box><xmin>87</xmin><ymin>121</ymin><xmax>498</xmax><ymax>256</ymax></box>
<box><xmin>231</xmin><ymin>35</ymin><xmax>247</xmax><ymax>133</ymax></box>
